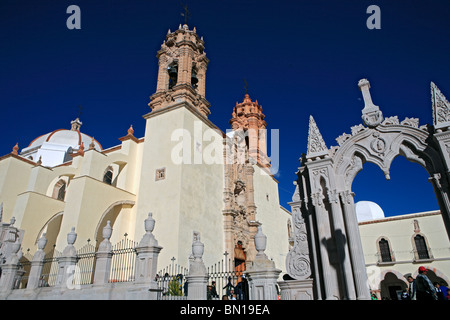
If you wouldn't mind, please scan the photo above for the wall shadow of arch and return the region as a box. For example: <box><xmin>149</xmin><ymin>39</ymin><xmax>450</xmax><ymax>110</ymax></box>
<box><xmin>321</xmin><ymin>229</ymin><xmax>349</xmax><ymax>299</ymax></box>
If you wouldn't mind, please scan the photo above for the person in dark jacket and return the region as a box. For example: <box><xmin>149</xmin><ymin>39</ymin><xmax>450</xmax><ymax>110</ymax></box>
<box><xmin>415</xmin><ymin>266</ymin><xmax>437</xmax><ymax>301</ymax></box>
<box><xmin>223</xmin><ymin>277</ymin><xmax>235</xmax><ymax>298</ymax></box>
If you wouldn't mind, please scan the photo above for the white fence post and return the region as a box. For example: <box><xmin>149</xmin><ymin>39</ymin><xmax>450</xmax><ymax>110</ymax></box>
<box><xmin>55</xmin><ymin>227</ymin><xmax>79</xmax><ymax>289</ymax></box>
<box><xmin>26</xmin><ymin>233</ymin><xmax>47</xmax><ymax>290</ymax></box>
<box><xmin>246</xmin><ymin>226</ymin><xmax>281</xmax><ymax>300</ymax></box>
<box><xmin>187</xmin><ymin>231</ymin><xmax>208</xmax><ymax>300</ymax></box>
<box><xmin>93</xmin><ymin>221</ymin><xmax>113</xmax><ymax>286</ymax></box>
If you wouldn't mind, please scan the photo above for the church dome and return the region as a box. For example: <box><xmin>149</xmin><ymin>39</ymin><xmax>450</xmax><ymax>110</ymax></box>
<box><xmin>20</xmin><ymin>118</ymin><xmax>102</xmax><ymax>166</ymax></box>
<box><xmin>355</xmin><ymin>201</ymin><xmax>385</xmax><ymax>222</ymax></box>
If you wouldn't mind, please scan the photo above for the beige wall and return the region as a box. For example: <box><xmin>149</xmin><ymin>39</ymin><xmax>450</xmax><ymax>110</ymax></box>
<box><xmin>0</xmin><ymin>135</ymin><xmax>143</xmax><ymax>254</ymax></box>
<box><xmin>359</xmin><ymin>211</ymin><xmax>450</xmax><ymax>297</ymax></box>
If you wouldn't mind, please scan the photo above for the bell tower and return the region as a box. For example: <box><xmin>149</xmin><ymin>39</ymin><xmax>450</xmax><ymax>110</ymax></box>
<box><xmin>149</xmin><ymin>24</ymin><xmax>211</xmax><ymax>117</ymax></box>
<box><xmin>229</xmin><ymin>93</ymin><xmax>270</xmax><ymax>168</ymax></box>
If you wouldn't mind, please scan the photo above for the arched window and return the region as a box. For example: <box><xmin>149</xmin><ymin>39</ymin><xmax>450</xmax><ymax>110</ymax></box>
<box><xmin>414</xmin><ymin>234</ymin><xmax>430</xmax><ymax>260</ymax></box>
<box><xmin>103</xmin><ymin>169</ymin><xmax>113</xmax><ymax>185</ymax></box>
<box><xmin>57</xmin><ymin>183</ymin><xmax>66</xmax><ymax>201</ymax></box>
<box><xmin>378</xmin><ymin>238</ymin><xmax>392</xmax><ymax>263</ymax></box>
<box><xmin>52</xmin><ymin>179</ymin><xmax>67</xmax><ymax>201</ymax></box>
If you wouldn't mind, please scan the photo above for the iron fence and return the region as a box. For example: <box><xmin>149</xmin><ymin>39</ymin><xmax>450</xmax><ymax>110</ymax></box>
<box><xmin>109</xmin><ymin>236</ymin><xmax>138</xmax><ymax>283</ymax></box>
<box><xmin>156</xmin><ymin>261</ymin><xmax>188</xmax><ymax>300</ymax></box>
<box><xmin>76</xmin><ymin>241</ymin><xmax>96</xmax><ymax>285</ymax></box>
<box><xmin>206</xmin><ymin>258</ymin><xmax>242</xmax><ymax>300</ymax></box>
<box><xmin>207</xmin><ymin>255</ymin><xmax>252</xmax><ymax>300</ymax></box>
<box><xmin>39</xmin><ymin>248</ymin><xmax>62</xmax><ymax>287</ymax></box>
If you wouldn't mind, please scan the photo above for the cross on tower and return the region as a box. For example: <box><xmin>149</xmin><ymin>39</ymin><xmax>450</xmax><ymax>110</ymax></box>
<box><xmin>77</xmin><ymin>105</ymin><xmax>83</xmax><ymax>119</ymax></box>
<box><xmin>180</xmin><ymin>2</ymin><xmax>191</xmax><ymax>25</ymax></box>
<box><xmin>243</xmin><ymin>79</ymin><xmax>249</xmax><ymax>94</ymax></box>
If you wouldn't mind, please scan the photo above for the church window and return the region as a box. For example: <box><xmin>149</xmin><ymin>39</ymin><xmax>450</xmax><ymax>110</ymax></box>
<box><xmin>414</xmin><ymin>234</ymin><xmax>430</xmax><ymax>260</ymax></box>
<box><xmin>52</xmin><ymin>179</ymin><xmax>67</xmax><ymax>201</ymax></box>
<box><xmin>378</xmin><ymin>238</ymin><xmax>392</xmax><ymax>263</ymax></box>
<box><xmin>57</xmin><ymin>183</ymin><xmax>66</xmax><ymax>201</ymax></box>
<box><xmin>103</xmin><ymin>169</ymin><xmax>113</xmax><ymax>185</ymax></box>
<box><xmin>156</xmin><ymin>167</ymin><xmax>166</xmax><ymax>181</ymax></box>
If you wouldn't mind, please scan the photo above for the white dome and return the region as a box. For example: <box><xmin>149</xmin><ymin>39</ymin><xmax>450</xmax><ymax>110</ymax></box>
<box><xmin>25</xmin><ymin>129</ymin><xmax>102</xmax><ymax>152</ymax></box>
<box><xmin>20</xmin><ymin>118</ymin><xmax>102</xmax><ymax>167</ymax></box>
<box><xmin>355</xmin><ymin>201</ymin><xmax>385</xmax><ymax>222</ymax></box>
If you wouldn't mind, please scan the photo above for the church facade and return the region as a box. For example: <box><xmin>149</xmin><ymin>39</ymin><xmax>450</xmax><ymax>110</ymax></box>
<box><xmin>0</xmin><ymin>24</ymin><xmax>291</xmax><ymax>275</ymax></box>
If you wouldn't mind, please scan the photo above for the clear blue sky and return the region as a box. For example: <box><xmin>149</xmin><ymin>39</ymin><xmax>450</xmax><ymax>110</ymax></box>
<box><xmin>1</xmin><ymin>0</ymin><xmax>449</xmax><ymax>217</ymax></box>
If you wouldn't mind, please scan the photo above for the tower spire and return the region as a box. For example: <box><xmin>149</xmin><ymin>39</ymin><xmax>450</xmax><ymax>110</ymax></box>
<box><xmin>306</xmin><ymin>115</ymin><xmax>328</xmax><ymax>159</ymax></box>
<box><xmin>431</xmin><ymin>81</ymin><xmax>450</xmax><ymax>131</ymax></box>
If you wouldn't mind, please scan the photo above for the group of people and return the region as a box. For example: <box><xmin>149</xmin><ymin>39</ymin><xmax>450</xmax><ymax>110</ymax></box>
<box><xmin>206</xmin><ymin>276</ymin><xmax>249</xmax><ymax>300</ymax></box>
<box><xmin>372</xmin><ymin>266</ymin><xmax>449</xmax><ymax>301</ymax></box>
<box><xmin>404</xmin><ymin>266</ymin><xmax>449</xmax><ymax>300</ymax></box>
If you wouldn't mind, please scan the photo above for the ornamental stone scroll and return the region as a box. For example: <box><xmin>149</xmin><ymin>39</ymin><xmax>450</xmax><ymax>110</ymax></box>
<box><xmin>285</xmin><ymin>204</ymin><xmax>312</xmax><ymax>280</ymax></box>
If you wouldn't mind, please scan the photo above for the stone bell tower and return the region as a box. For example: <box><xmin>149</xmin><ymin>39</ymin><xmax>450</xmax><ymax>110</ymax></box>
<box><xmin>229</xmin><ymin>93</ymin><xmax>270</xmax><ymax>168</ymax></box>
<box><xmin>148</xmin><ymin>24</ymin><xmax>211</xmax><ymax>117</ymax></box>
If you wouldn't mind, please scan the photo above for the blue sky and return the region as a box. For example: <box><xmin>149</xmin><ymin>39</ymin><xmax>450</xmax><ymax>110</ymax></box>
<box><xmin>1</xmin><ymin>0</ymin><xmax>449</xmax><ymax>217</ymax></box>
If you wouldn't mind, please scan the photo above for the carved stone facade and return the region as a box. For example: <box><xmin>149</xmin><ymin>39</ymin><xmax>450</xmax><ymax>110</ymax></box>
<box><xmin>289</xmin><ymin>79</ymin><xmax>450</xmax><ymax>300</ymax></box>
<box><xmin>222</xmin><ymin>93</ymin><xmax>276</xmax><ymax>268</ymax></box>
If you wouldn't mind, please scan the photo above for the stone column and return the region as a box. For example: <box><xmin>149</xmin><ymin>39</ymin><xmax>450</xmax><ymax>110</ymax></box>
<box><xmin>187</xmin><ymin>231</ymin><xmax>208</xmax><ymax>300</ymax></box>
<box><xmin>27</xmin><ymin>233</ymin><xmax>48</xmax><ymax>290</ymax></box>
<box><xmin>311</xmin><ymin>192</ymin><xmax>339</xmax><ymax>299</ymax></box>
<box><xmin>340</xmin><ymin>191</ymin><xmax>370</xmax><ymax>300</ymax></box>
<box><xmin>328</xmin><ymin>190</ymin><xmax>356</xmax><ymax>300</ymax></box>
<box><xmin>134</xmin><ymin>213</ymin><xmax>163</xmax><ymax>287</ymax></box>
<box><xmin>55</xmin><ymin>227</ymin><xmax>79</xmax><ymax>289</ymax></box>
<box><xmin>197</xmin><ymin>66</ymin><xmax>206</xmax><ymax>97</ymax></box>
<box><xmin>246</xmin><ymin>226</ymin><xmax>281</xmax><ymax>300</ymax></box>
<box><xmin>247</xmin><ymin>118</ymin><xmax>259</xmax><ymax>161</ymax></box>
<box><xmin>156</xmin><ymin>58</ymin><xmax>169</xmax><ymax>92</ymax></box>
<box><xmin>93</xmin><ymin>221</ymin><xmax>113</xmax><ymax>286</ymax></box>
<box><xmin>0</xmin><ymin>239</ymin><xmax>21</xmax><ymax>294</ymax></box>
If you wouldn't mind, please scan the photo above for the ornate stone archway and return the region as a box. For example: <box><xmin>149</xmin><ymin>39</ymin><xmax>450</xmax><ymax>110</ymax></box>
<box><xmin>287</xmin><ymin>79</ymin><xmax>450</xmax><ymax>300</ymax></box>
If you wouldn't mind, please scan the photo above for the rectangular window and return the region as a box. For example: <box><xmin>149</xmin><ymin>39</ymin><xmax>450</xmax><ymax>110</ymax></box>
<box><xmin>155</xmin><ymin>168</ymin><xmax>166</xmax><ymax>181</ymax></box>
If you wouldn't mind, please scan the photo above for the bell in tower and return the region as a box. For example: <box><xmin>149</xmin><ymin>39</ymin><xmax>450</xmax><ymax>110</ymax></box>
<box><xmin>168</xmin><ymin>64</ymin><xmax>178</xmax><ymax>89</ymax></box>
<box><xmin>148</xmin><ymin>24</ymin><xmax>211</xmax><ymax>117</ymax></box>
<box><xmin>191</xmin><ymin>67</ymin><xmax>198</xmax><ymax>89</ymax></box>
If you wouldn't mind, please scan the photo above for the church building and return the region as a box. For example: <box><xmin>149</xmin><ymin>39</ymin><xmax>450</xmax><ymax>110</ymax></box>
<box><xmin>0</xmin><ymin>24</ymin><xmax>291</xmax><ymax>275</ymax></box>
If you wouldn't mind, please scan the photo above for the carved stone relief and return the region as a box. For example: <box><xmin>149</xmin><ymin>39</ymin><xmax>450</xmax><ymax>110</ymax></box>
<box><xmin>285</xmin><ymin>205</ymin><xmax>312</xmax><ymax>280</ymax></box>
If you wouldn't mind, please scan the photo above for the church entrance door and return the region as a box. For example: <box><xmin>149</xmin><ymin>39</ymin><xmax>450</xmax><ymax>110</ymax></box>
<box><xmin>234</xmin><ymin>241</ymin><xmax>246</xmax><ymax>282</ymax></box>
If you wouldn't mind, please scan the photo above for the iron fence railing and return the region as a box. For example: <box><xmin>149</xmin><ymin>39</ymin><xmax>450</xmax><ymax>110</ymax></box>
<box><xmin>76</xmin><ymin>241</ymin><xmax>96</xmax><ymax>285</ymax></box>
<box><xmin>156</xmin><ymin>261</ymin><xmax>188</xmax><ymax>300</ymax></box>
<box><xmin>207</xmin><ymin>258</ymin><xmax>244</xmax><ymax>300</ymax></box>
<box><xmin>39</xmin><ymin>248</ymin><xmax>62</xmax><ymax>287</ymax></box>
<box><xmin>109</xmin><ymin>236</ymin><xmax>138</xmax><ymax>283</ymax></box>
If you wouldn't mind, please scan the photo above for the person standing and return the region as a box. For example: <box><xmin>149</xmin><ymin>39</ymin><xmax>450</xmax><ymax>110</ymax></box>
<box><xmin>415</xmin><ymin>266</ymin><xmax>437</xmax><ymax>301</ymax></box>
<box><xmin>439</xmin><ymin>282</ymin><xmax>448</xmax><ymax>300</ymax></box>
<box><xmin>434</xmin><ymin>282</ymin><xmax>446</xmax><ymax>301</ymax></box>
<box><xmin>210</xmin><ymin>281</ymin><xmax>219</xmax><ymax>299</ymax></box>
<box><xmin>407</xmin><ymin>276</ymin><xmax>417</xmax><ymax>300</ymax></box>
<box><xmin>223</xmin><ymin>276</ymin><xmax>235</xmax><ymax>298</ymax></box>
